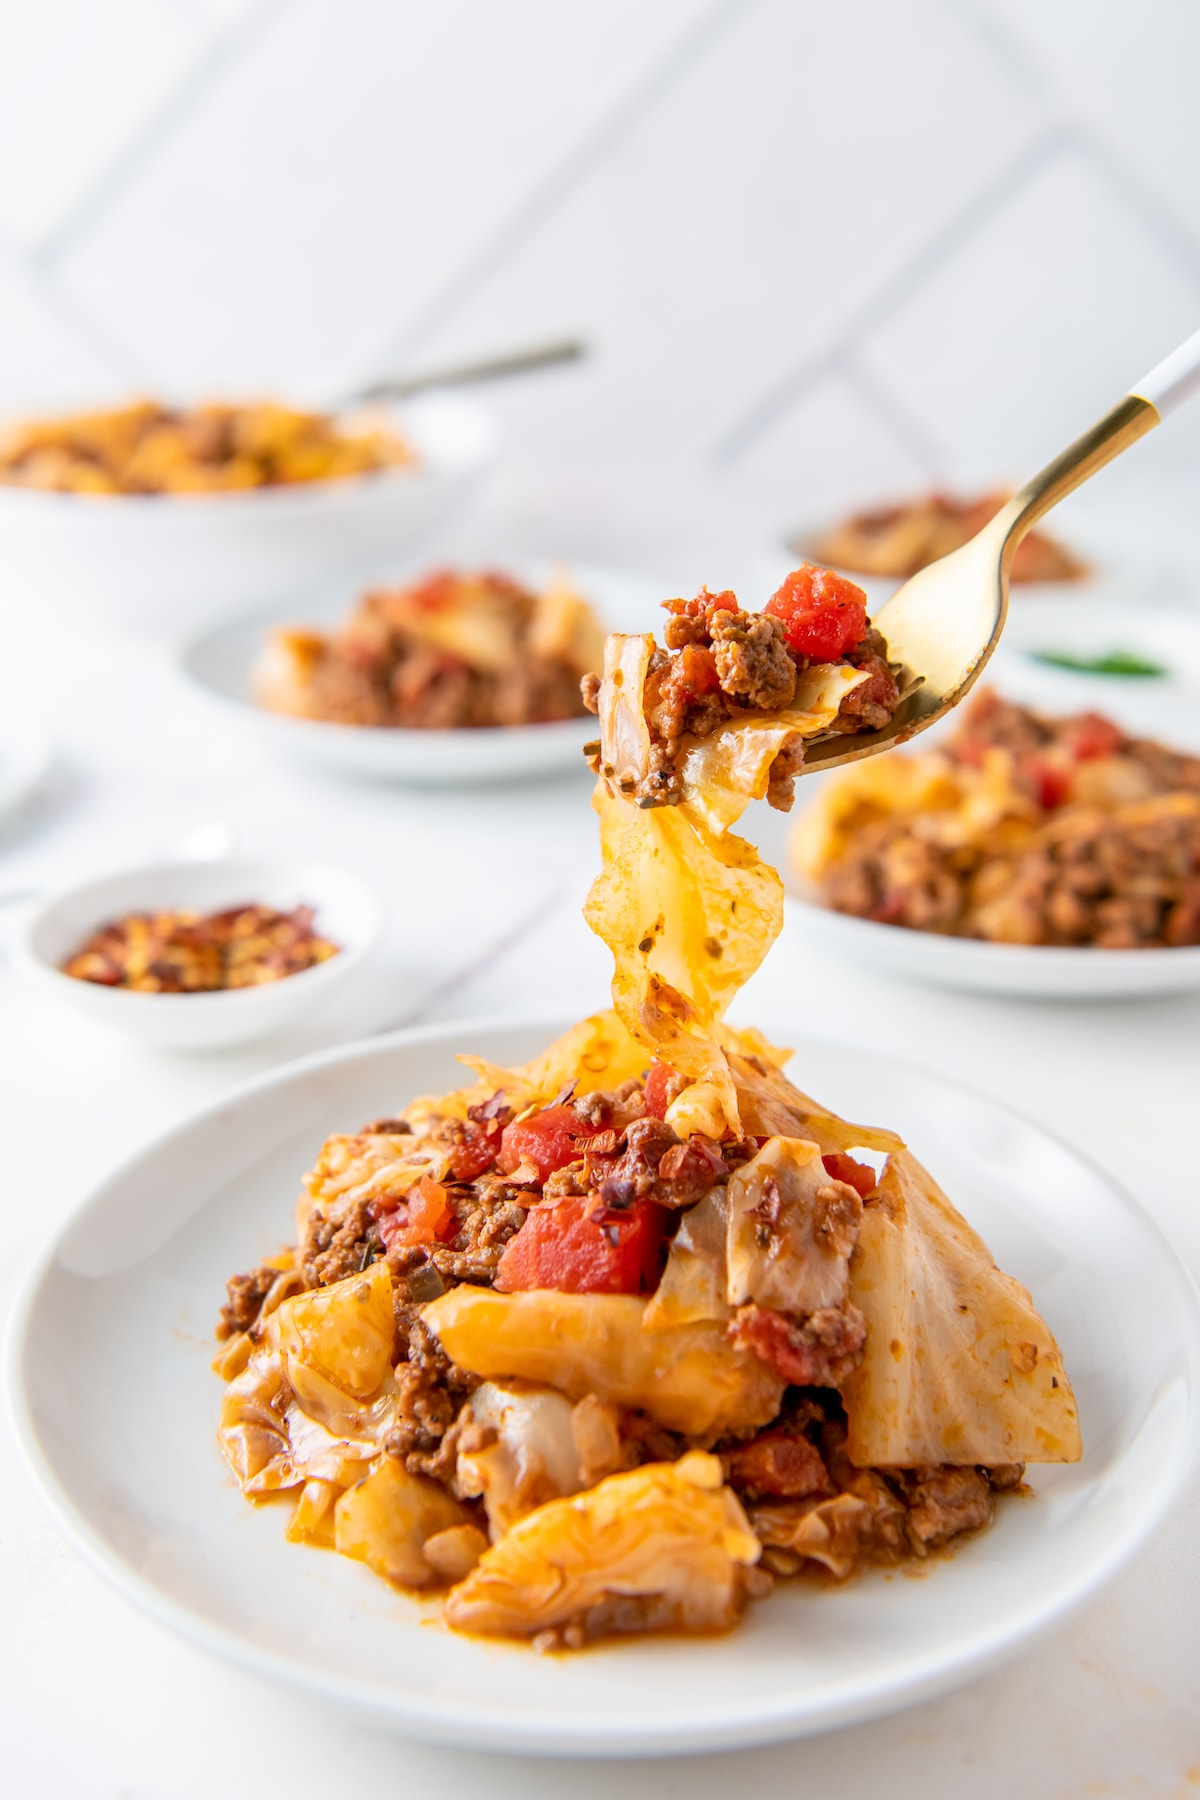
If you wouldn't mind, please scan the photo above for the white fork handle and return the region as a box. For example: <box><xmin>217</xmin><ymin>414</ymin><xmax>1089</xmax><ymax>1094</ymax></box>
<box><xmin>1129</xmin><ymin>326</ymin><xmax>1200</xmax><ymax>418</ymax></box>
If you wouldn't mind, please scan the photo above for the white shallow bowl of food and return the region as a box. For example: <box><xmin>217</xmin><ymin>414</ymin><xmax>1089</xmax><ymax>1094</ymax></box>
<box><xmin>178</xmin><ymin>562</ymin><xmax>665</xmax><ymax>786</ymax></box>
<box><xmin>12</xmin><ymin>856</ymin><xmax>382</xmax><ymax>1050</ymax></box>
<box><xmin>8</xmin><ymin>1017</ymin><xmax>1199</xmax><ymax>1755</ymax></box>
<box><xmin>785</xmin><ymin>895</ymin><xmax>1200</xmax><ymax>1000</ymax></box>
<box><xmin>780</xmin><ymin>598</ymin><xmax>1200</xmax><ymax>1002</ymax></box>
<box><xmin>0</xmin><ymin>393</ymin><xmax>498</xmax><ymax>635</ymax></box>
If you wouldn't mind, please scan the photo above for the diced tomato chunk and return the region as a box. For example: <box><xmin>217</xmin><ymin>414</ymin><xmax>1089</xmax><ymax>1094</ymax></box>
<box><xmin>763</xmin><ymin>565</ymin><xmax>869</xmax><ymax>661</ymax></box>
<box><xmin>441</xmin><ymin>1120</ymin><xmax>496</xmax><ymax>1182</ymax></box>
<box><xmin>821</xmin><ymin>1152</ymin><xmax>877</xmax><ymax>1199</ymax></box>
<box><xmin>1021</xmin><ymin>754</ymin><xmax>1072</xmax><ymax>810</ymax></box>
<box><xmin>494</xmin><ymin>1194</ymin><xmax>666</xmax><ymax>1295</ymax></box>
<box><xmin>406</xmin><ymin>570</ymin><xmax>457</xmax><ymax>613</ymax></box>
<box><xmin>373</xmin><ymin>1175</ymin><xmax>457</xmax><ymax>1250</ymax></box>
<box><xmin>496</xmin><ymin>1104</ymin><xmax>589</xmax><ymax>1183</ymax></box>
<box><xmin>1064</xmin><ymin>713</ymin><xmax>1123</xmax><ymax>762</ymax></box>
<box><xmin>668</xmin><ymin>642</ymin><xmax>721</xmax><ymax>698</ymax></box>
<box><xmin>643</xmin><ymin>1062</ymin><xmax>677</xmax><ymax>1120</ymax></box>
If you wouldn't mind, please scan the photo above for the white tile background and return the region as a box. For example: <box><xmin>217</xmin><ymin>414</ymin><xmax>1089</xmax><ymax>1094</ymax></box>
<box><xmin>2</xmin><ymin>0</ymin><xmax>1198</xmax><ymax>537</ymax></box>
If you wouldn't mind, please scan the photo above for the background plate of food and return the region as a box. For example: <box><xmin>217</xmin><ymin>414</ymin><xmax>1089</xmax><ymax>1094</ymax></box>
<box><xmin>780</xmin><ymin>599</ymin><xmax>1200</xmax><ymax>999</ymax></box>
<box><xmin>786</xmin><ymin>486</ymin><xmax>1154</xmax><ymax>616</ymax></box>
<box><xmin>179</xmin><ymin>561</ymin><xmax>665</xmax><ymax>785</ymax></box>
<box><xmin>0</xmin><ymin>392</ymin><xmax>498</xmax><ymax>632</ymax></box>
<box><xmin>9</xmin><ymin>1017</ymin><xmax>1199</xmax><ymax>1756</ymax></box>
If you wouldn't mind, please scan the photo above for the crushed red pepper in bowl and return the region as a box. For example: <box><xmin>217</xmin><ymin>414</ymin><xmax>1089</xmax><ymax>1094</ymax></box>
<box><xmin>61</xmin><ymin>902</ymin><xmax>339</xmax><ymax>993</ymax></box>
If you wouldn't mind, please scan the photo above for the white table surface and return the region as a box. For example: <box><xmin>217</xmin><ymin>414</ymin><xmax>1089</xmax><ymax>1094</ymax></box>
<box><xmin>3</xmin><ymin>468</ymin><xmax>1200</xmax><ymax>1798</ymax></box>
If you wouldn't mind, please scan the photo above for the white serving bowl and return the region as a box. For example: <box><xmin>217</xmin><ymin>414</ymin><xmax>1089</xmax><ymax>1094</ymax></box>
<box><xmin>13</xmin><ymin>857</ymin><xmax>382</xmax><ymax>1050</ymax></box>
<box><xmin>0</xmin><ymin>393</ymin><xmax>499</xmax><ymax>635</ymax></box>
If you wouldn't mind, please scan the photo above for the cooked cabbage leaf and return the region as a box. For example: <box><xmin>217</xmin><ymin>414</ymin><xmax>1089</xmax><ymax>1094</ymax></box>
<box><xmin>843</xmin><ymin>1150</ymin><xmax>1082</xmax><ymax>1466</ymax></box>
<box><xmin>642</xmin><ymin>1186</ymin><xmax>731</xmax><ymax>1330</ymax></box>
<box><xmin>286</xmin><ymin>1477</ymin><xmax>341</xmax><ymax>1546</ymax></box>
<box><xmin>218</xmin><ymin>1349</ymin><xmax>290</xmax><ymax>1489</ymax></box>
<box><xmin>266</xmin><ymin>1260</ymin><xmax>395</xmax><ymax>1399</ymax></box>
<box><xmin>595</xmin><ymin>632</ymin><xmax>655</xmax><ymax>799</ymax></box>
<box><xmin>425</xmin><ymin>1010</ymin><xmax>648</xmax><ymax>1124</ymax></box>
<box><xmin>444</xmin><ymin>1452</ymin><xmax>760</xmax><ymax>1639</ymax></box>
<box><xmin>750</xmin><ymin>1483</ymin><xmax>904</xmax><ymax>1578</ymax></box>
<box><xmin>458</xmin><ymin>1381</ymin><xmax>584</xmax><ymax>1537</ymax></box>
<box><xmin>679</xmin><ymin>663</ymin><xmax>868</xmax><ymax>835</ymax></box>
<box><xmin>216</xmin><ymin>1347</ymin><xmax>381</xmax><ymax>1497</ymax></box>
<box><xmin>585</xmin><ymin>790</ymin><xmax>782</xmax><ymax>1130</ymax></box>
<box><xmin>723</xmin><ymin>1037</ymin><xmax>905</xmax><ymax>1156</ymax></box>
<box><xmin>726</xmin><ymin>1137</ymin><xmax>861</xmax><ymax>1314</ymax></box>
<box><xmin>422</xmin><ymin>1286</ymin><xmax>784</xmax><ymax>1438</ymax></box>
<box><xmin>335</xmin><ymin>1458</ymin><xmax>474</xmax><ymax>1588</ymax></box>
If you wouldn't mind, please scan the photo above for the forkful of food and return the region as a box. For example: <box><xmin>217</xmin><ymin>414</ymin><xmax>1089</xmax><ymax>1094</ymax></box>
<box><xmin>585</xmin><ymin>327</ymin><xmax>1200</xmax><ymax>811</ymax></box>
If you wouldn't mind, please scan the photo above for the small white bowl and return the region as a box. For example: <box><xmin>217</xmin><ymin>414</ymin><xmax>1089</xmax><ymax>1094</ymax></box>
<box><xmin>0</xmin><ymin>393</ymin><xmax>499</xmax><ymax>635</ymax></box>
<box><xmin>13</xmin><ymin>857</ymin><xmax>382</xmax><ymax>1050</ymax></box>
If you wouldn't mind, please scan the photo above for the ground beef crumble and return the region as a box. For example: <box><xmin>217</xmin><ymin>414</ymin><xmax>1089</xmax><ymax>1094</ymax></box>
<box><xmin>217</xmin><ymin>1264</ymin><xmax>279</xmax><ymax>1339</ymax></box>
<box><xmin>382</xmin><ymin>1306</ymin><xmax>481</xmax><ymax>1484</ymax></box>
<box><xmin>300</xmin><ymin>1197</ymin><xmax>376</xmax><ymax>1286</ymax></box>
<box><xmin>894</xmin><ymin>1464</ymin><xmax>995</xmax><ymax>1552</ymax></box>
<box><xmin>723</xmin><ymin>1421</ymin><xmax>835</xmax><ymax>1500</ymax></box>
<box><xmin>709</xmin><ymin>609</ymin><xmax>797</xmax><ymax>710</ymax></box>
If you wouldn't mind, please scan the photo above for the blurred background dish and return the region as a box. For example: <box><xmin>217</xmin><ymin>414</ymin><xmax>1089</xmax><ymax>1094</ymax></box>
<box><xmin>779</xmin><ymin>607</ymin><xmax>1200</xmax><ymax>996</ymax></box>
<box><xmin>0</xmin><ymin>396</ymin><xmax>414</xmax><ymax>495</ymax></box>
<box><xmin>787</xmin><ymin>489</ymin><xmax>1098</xmax><ymax>619</ymax></box>
<box><xmin>800</xmin><ymin>489</ymin><xmax>1089</xmax><ymax>584</ymax></box>
<box><xmin>14</xmin><ymin>856</ymin><xmax>381</xmax><ymax>1049</ymax></box>
<box><xmin>0</xmin><ymin>393</ymin><xmax>498</xmax><ymax>634</ymax></box>
<box><xmin>179</xmin><ymin>560</ymin><xmax>666</xmax><ymax>784</ymax></box>
<box><xmin>256</xmin><ymin>565</ymin><xmax>603</xmax><ymax>732</ymax></box>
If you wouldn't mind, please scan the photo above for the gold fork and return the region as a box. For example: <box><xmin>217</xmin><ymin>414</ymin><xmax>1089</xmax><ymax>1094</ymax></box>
<box><xmin>802</xmin><ymin>327</ymin><xmax>1200</xmax><ymax>772</ymax></box>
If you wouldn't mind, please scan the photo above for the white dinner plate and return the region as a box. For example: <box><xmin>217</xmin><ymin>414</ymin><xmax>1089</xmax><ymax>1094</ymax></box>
<box><xmin>9</xmin><ymin>1018</ymin><xmax>1200</xmax><ymax>1755</ymax></box>
<box><xmin>178</xmin><ymin>563</ymin><xmax>665</xmax><ymax>785</ymax></box>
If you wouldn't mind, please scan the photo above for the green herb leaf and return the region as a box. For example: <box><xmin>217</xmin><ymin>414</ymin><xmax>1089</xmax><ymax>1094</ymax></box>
<box><xmin>1028</xmin><ymin>648</ymin><xmax>1167</xmax><ymax>678</ymax></box>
